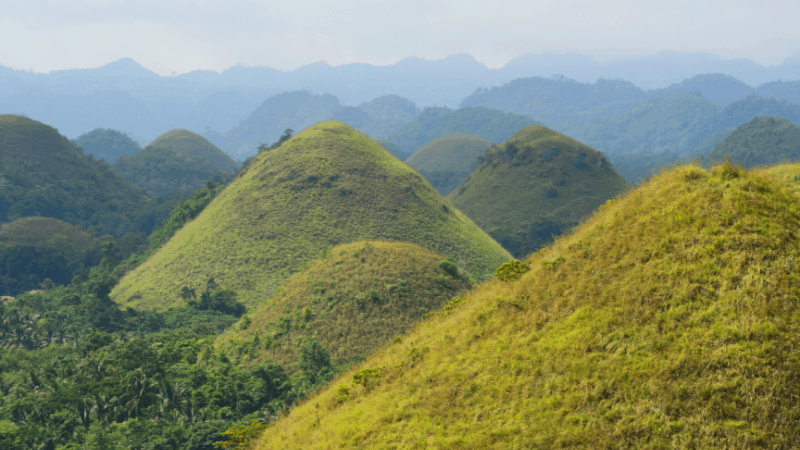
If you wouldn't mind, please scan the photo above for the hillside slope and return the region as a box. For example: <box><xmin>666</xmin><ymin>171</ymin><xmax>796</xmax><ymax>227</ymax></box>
<box><xmin>707</xmin><ymin>116</ymin><xmax>800</xmax><ymax>168</ymax></box>
<box><xmin>111</xmin><ymin>121</ymin><xmax>511</xmax><ymax>311</ymax></box>
<box><xmin>405</xmin><ymin>133</ymin><xmax>492</xmax><ymax>195</ymax></box>
<box><xmin>256</xmin><ymin>160</ymin><xmax>800</xmax><ymax>449</ymax></box>
<box><xmin>449</xmin><ymin>125</ymin><xmax>630</xmax><ymax>258</ymax></box>
<box><xmin>216</xmin><ymin>240</ymin><xmax>471</xmax><ymax>372</ymax></box>
<box><xmin>144</xmin><ymin>129</ymin><xmax>238</xmax><ymax>173</ymax></box>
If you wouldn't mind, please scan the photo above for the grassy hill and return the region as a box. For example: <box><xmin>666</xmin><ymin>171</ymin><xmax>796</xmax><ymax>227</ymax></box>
<box><xmin>404</xmin><ymin>133</ymin><xmax>492</xmax><ymax>195</ymax></box>
<box><xmin>707</xmin><ymin>116</ymin><xmax>800</xmax><ymax>169</ymax></box>
<box><xmin>111</xmin><ymin>147</ymin><xmax>223</xmax><ymax>197</ymax></box>
<box><xmin>144</xmin><ymin>129</ymin><xmax>238</xmax><ymax>173</ymax></box>
<box><xmin>111</xmin><ymin>121</ymin><xmax>511</xmax><ymax>311</ymax></box>
<box><xmin>215</xmin><ymin>240</ymin><xmax>471</xmax><ymax>372</ymax></box>
<box><xmin>255</xmin><ymin>160</ymin><xmax>800</xmax><ymax>449</ymax></box>
<box><xmin>449</xmin><ymin>125</ymin><xmax>630</xmax><ymax>258</ymax></box>
<box><xmin>0</xmin><ymin>114</ymin><xmax>174</xmax><ymax>236</ymax></box>
<box><xmin>71</xmin><ymin>127</ymin><xmax>142</xmax><ymax>163</ymax></box>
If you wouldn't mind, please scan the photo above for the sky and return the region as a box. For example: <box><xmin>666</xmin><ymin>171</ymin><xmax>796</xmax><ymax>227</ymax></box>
<box><xmin>2</xmin><ymin>0</ymin><xmax>800</xmax><ymax>76</ymax></box>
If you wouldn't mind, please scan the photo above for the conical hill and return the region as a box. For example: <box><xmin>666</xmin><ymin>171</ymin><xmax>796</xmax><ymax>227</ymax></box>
<box><xmin>111</xmin><ymin>121</ymin><xmax>511</xmax><ymax>311</ymax></box>
<box><xmin>404</xmin><ymin>133</ymin><xmax>492</xmax><ymax>196</ymax></box>
<box><xmin>0</xmin><ymin>114</ymin><xmax>153</xmax><ymax>236</ymax></box>
<box><xmin>707</xmin><ymin>116</ymin><xmax>800</xmax><ymax>169</ymax></box>
<box><xmin>448</xmin><ymin>125</ymin><xmax>630</xmax><ymax>258</ymax></box>
<box><xmin>145</xmin><ymin>129</ymin><xmax>238</xmax><ymax>173</ymax></box>
<box><xmin>216</xmin><ymin>240</ymin><xmax>471</xmax><ymax>372</ymax></box>
<box><xmin>255</xmin><ymin>161</ymin><xmax>800</xmax><ymax>449</ymax></box>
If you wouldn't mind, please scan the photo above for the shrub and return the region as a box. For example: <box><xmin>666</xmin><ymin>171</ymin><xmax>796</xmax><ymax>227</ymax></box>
<box><xmin>495</xmin><ymin>260</ymin><xmax>530</xmax><ymax>281</ymax></box>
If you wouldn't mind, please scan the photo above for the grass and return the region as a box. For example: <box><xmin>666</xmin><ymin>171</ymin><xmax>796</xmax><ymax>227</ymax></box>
<box><xmin>404</xmin><ymin>133</ymin><xmax>492</xmax><ymax>196</ymax></box>
<box><xmin>253</xmin><ymin>158</ymin><xmax>800</xmax><ymax>449</ymax></box>
<box><xmin>145</xmin><ymin>129</ymin><xmax>239</xmax><ymax>172</ymax></box>
<box><xmin>111</xmin><ymin>121</ymin><xmax>511</xmax><ymax>311</ymax></box>
<box><xmin>214</xmin><ymin>240</ymin><xmax>472</xmax><ymax>373</ymax></box>
<box><xmin>448</xmin><ymin>125</ymin><xmax>631</xmax><ymax>259</ymax></box>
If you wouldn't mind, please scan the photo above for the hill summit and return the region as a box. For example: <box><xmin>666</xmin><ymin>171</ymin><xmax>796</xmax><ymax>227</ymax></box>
<box><xmin>449</xmin><ymin>125</ymin><xmax>630</xmax><ymax>258</ymax></box>
<box><xmin>111</xmin><ymin>121</ymin><xmax>511</xmax><ymax>311</ymax></box>
<box><xmin>144</xmin><ymin>129</ymin><xmax>238</xmax><ymax>173</ymax></box>
<box><xmin>707</xmin><ymin>116</ymin><xmax>800</xmax><ymax>169</ymax></box>
<box><xmin>405</xmin><ymin>133</ymin><xmax>492</xmax><ymax>195</ymax></box>
<box><xmin>255</xmin><ymin>160</ymin><xmax>800</xmax><ymax>449</ymax></box>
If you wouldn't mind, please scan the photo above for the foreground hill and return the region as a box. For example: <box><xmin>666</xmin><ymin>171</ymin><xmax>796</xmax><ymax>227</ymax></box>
<box><xmin>707</xmin><ymin>116</ymin><xmax>800</xmax><ymax>168</ymax></box>
<box><xmin>0</xmin><ymin>114</ymin><xmax>171</xmax><ymax>236</ymax></box>
<box><xmin>405</xmin><ymin>133</ymin><xmax>492</xmax><ymax>195</ymax></box>
<box><xmin>71</xmin><ymin>127</ymin><xmax>142</xmax><ymax>163</ymax></box>
<box><xmin>449</xmin><ymin>125</ymin><xmax>630</xmax><ymax>258</ymax></box>
<box><xmin>111</xmin><ymin>121</ymin><xmax>511</xmax><ymax>311</ymax></box>
<box><xmin>256</xmin><ymin>160</ymin><xmax>800</xmax><ymax>449</ymax></box>
<box><xmin>216</xmin><ymin>240</ymin><xmax>471</xmax><ymax>371</ymax></box>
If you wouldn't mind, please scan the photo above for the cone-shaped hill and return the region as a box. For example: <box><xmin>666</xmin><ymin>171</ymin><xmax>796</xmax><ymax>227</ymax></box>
<box><xmin>707</xmin><ymin>116</ymin><xmax>800</xmax><ymax>169</ymax></box>
<box><xmin>405</xmin><ymin>133</ymin><xmax>492</xmax><ymax>195</ymax></box>
<box><xmin>144</xmin><ymin>129</ymin><xmax>238</xmax><ymax>173</ymax></box>
<box><xmin>255</xmin><ymin>161</ymin><xmax>800</xmax><ymax>449</ymax></box>
<box><xmin>111</xmin><ymin>121</ymin><xmax>511</xmax><ymax>311</ymax></box>
<box><xmin>0</xmin><ymin>115</ymin><xmax>156</xmax><ymax>236</ymax></box>
<box><xmin>71</xmin><ymin>127</ymin><xmax>142</xmax><ymax>163</ymax></box>
<box><xmin>448</xmin><ymin>125</ymin><xmax>630</xmax><ymax>258</ymax></box>
<box><xmin>216</xmin><ymin>240</ymin><xmax>472</xmax><ymax>372</ymax></box>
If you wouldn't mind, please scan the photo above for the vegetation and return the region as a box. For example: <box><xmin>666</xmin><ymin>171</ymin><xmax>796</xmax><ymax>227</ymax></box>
<box><xmin>144</xmin><ymin>129</ymin><xmax>239</xmax><ymax>173</ymax></box>
<box><xmin>111</xmin><ymin>121</ymin><xmax>511</xmax><ymax>311</ymax></box>
<box><xmin>215</xmin><ymin>240</ymin><xmax>472</xmax><ymax>373</ymax></box>
<box><xmin>404</xmin><ymin>133</ymin><xmax>492</xmax><ymax>195</ymax></box>
<box><xmin>0</xmin><ymin>114</ymin><xmax>182</xmax><ymax>237</ymax></box>
<box><xmin>449</xmin><ymin>125</ymin><xmax>630</xmax><ymax>259</ymax></box>
<box><xmin>112</xmin><ymin>147</ymin><xmax>224</xmax><ymax>197</ymax></box>
<box><xmin>707</xmin><ymin>116</ymin><xmax>800</xmax><ymax>169</ymax></box>
<box><xmin>71</xmin><ymin>127</ymin><xmax>142</xmax><ymax>163</ymax></box>
<box><xmin>371</xmin><ymin>138</ymin><xmax>410</xmax><ymax>160</ymax></box>
<box><xmin>254</xmin><ymin>159</ymin><xmax>800</xmax><ymax>449</ymax></box>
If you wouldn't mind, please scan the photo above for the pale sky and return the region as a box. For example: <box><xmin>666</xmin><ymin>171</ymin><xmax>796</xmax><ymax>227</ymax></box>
<box><xmin>2</xmin><ymin>0</ymin><xmax>800</xmax><ymax>76</ymax></box>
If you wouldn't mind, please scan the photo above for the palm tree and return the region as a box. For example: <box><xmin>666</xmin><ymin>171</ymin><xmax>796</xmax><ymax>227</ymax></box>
<box><xmin>121</xmin><ymin>368</ymin><xmax>160</xmax><ymax>419</ymax></box>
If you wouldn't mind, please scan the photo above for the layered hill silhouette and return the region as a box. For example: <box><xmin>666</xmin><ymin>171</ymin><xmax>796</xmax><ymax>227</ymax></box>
<box><xmin>449</xmin><ymin>125</ymin><xmax>630</xmax><ymax>258</ymax></box>
<box><xmin>707</xmin><ymin>116</ymin><xmax>800</xmax><ymax>169</ymax></box>
<box><xmin>371</xmin><ymin>138</ymin><xmax>410</xmax><ymax>160</ymax></box>
<box><xmin>255</xmin><ymin>160</ymin><xmax>800</xmax><ymax>449</ymax></box>
<box><xmin>111</xmin><ymin>121</ymin><xmax>511</xmax><ymax>311</ymax></box>
<box><xmin>404</xmin><ymin>133</ymin><xmax>492</xmax><ymax>195</ymax></box>
<box><xmin>71</xmin><ymin>127</ymin><xmax>142</xmax><ymax>163</ymax></box>
<box><xmin>144</xmin><ymin>129</ymin><xmax>238</xmax><ymax>173</ymax></box>
<box><xmin>216</xmin><ymin>240</ymin><xmax>472</xmax><ymax>372</ymax></box>
<box><xmin>0</xmin><ymin>114</ymin><xmax>170</xmax><ymax>236</ymax></box>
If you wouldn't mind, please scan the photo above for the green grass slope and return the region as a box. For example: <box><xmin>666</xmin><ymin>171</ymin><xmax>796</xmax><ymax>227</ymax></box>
<box><xmin>145</xmin><ymin>129</ymin><xmax>239</xmax><ymax>173</ymax></box>
<box><xmin>216</xmin><ymin>240</ymin><xmax>471</xmax><ymax>372</ymax></box>
<box><xmin>111</xmin><ymin>121</ymin><xmax>511</xmax><ymax>311</ymax></box>
<box><xmin>256</xmin><ymin>160</ymin><xmax>800</xmax><ymax>449</ymax></box>
<box><xmin>0</xmin><ymin>114</ymin><xmax>164</xmax><ymax>236</ymax></box>
<box><xmin>405</xmin><ymin>133</ymin><xmax>492</xmax><ymax>195</ymax></box>
<box><xmin>449</xmin><ymin>125</ymin><xmax>630</xmax><ymax>258</ymax></box>
<box><xmin>707</xmin><ymin>116</ymin><xmax>800</xmax><ymax>169</ymax></box>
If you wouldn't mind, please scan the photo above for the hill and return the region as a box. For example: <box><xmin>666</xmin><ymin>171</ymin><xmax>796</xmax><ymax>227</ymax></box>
<box><xmin>404</xmin><ymin>133</ymin><xmax>492</xmax><ymax>195</ymax></box>
<box><xmin>0</xmin><ymin>114</ymin><xmax>173</xmax><ymax>236</ymax></box>
<box><xmin>144</xmin><ymin>129</ymin><xmax>238</xmax><ymax>173</ymax></box>
<box><xmin>389</xmin><ymin>107</ymin><xmax>540</xmax><ymax>155</ymax></box>
<box><xmin>215</xmin><ymin>240</ymin><xmax>472</xmax><ymax>372</ymax></box>
<box><xmin>649</xmin><ymin>73</ymin><xmax>754</xmax><ymax>107</ymax></box>
<box><xmin>111</xmin><ymin>121</ymin><xmax>511</xmax><ymax>311</ymax></box>
<box><xmin>71</xmin><ymin>127</ymin><xmax>142</xmax><ymax>163</ymax></box>
<box><xmin>0</xmin><ymin>217</ymin><xmax>145</xmax><ymax>295</ymax></box>
<box><xmin>449</xmin><ymin>125</ymin><xmax>630</xmax><ymax>258</ymax></box>
<box><xmin>255</xmin><ymin>160</ymin><xmax>800</xmax><ymax>449</ymax></box>
<box><xmin>111</xmin><ymin>147</ymin><xmax>223</xmax><ymax>197</ymax></box>
<box><xmin>707</xmin><ymin>116</ymin><xmax>800</xmax><ymax>168</ymax></box>
<box><xmin>371</xmin><ymin>138</ymin><xmax>410</xmax><ymax>159</ymax></box>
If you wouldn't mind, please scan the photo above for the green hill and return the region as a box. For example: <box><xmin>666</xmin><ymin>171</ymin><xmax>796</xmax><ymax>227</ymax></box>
<box><xmin>0</xmin><ymin>217</ymin><xmax>145</xmax><ymax>295</ymax></box>
<box><xmin>0</xmin><ymin>114</ymin><xmax>173</xmax><ymax>236</ymax></box>
<box><xmin>71</xmin><ymin>127</ymin><xmax>142</xmax><ymax>163</ymax></box>
<box><xmin>111</xmin><ymin>121</ymin><xmax>511</xmax><ymax>311</ymax></box>
<box><xmin>449</xmin><ymin>125</ymin><xmax>630</xmax><ymax>258</ymax></box>
<box><xmin>144</xmin><ymin>129</ymin><xmax>238</xmax><ymax>173</ymax></box>
<box><xmin>216</xmin><ymin>240</ymin><xmax>471</xmax><ymax>372</ymax></box>
<box><xmin>404</xmin><ymin>133</ymin><xmax>492</xmax><ymax>195</ymax></box>
<box><xmin>707</xmin><ymin>116</ymin><xmax>800</xmax><ymax>168</ymax></box>
<box><xmin>255</xmin><ymin>160</ymin><xmax>800</xmax><ymax>449</ymax></box>
<box><xmin>371</xmin><ymin>138</ymin><xmax>410</xmax><ymax>159</ymax></box>
<box><xmin>111</xmin><ymin>147</ymin><xmax>223</xmax><ymax>197</ymax></box>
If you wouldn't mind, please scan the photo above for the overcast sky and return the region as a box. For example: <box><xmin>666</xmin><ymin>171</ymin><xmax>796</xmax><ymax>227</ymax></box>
<box><xmin>2</xmin><ymin>0</ymin><xmax>799</xmax><ymax>76</ymax></box>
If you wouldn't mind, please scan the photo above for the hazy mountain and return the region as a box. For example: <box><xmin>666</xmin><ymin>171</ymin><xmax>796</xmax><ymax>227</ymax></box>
<box><xmin>71</xmin><ymin>127</ymin><xmax>142</xmax><ymax>163</ymax></box>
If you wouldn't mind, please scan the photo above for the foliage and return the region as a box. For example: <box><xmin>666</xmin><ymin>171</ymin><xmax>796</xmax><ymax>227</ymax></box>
<box><xmin>71</xmin><ymin>127</ymin><xmax>142</xmax><ymax>163</ymax></box>
<box><xmin>707</xmin><ymin>116</ymin><xmax>800</xmax><ymax>169</ymax></box>
<box><xmin>449</xmin><ymin>125</ymin><xmax>630</xmax><ymax>259</ymax></box>
<box><xmin>111</xmin><ymin>121</ymin><xmax>511</xmax><ymax>311</ymax></box>
<box><xmin>214</xmin><ymin>419</ymin><xmax>266</xmax><ymax>450</ymax></box>
<box><xmin>494</xmin><ymin>259</ymin><xmax>530</xmax><ymax>281</ymax></box>
<box><xmin>112</xmin><ymin>147</ymin><xmax>223</xmax><ymax>197</ymax></box>
<box><xmin>254</xmin><ymin>160</ymin><xmax>800</xmax><ymax>449</ymax></box>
